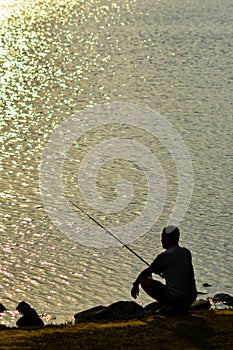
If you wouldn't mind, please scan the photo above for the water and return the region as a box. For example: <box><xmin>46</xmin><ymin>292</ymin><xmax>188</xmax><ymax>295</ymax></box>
<box><xmin>0</xmin><ymin>0</ymin><xmax>232</xmax><ymax>326</ymax></box>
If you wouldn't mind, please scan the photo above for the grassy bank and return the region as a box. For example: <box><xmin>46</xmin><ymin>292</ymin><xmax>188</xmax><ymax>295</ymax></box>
<box><xmin>0</xmin><ymin>310</ymin><xmax>232</xmax><ymax>350</ymax></box>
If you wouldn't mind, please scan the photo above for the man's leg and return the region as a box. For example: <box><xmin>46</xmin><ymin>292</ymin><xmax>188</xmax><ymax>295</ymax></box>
<box><xmin>141</xmin><ymin>278</ymin><xmax>189</xmax><ymax>315</ymax></box>
<box><xmin>140</xmin><ymin>277</ymin><xmax>168</xmax><ymax>304</ymax></box>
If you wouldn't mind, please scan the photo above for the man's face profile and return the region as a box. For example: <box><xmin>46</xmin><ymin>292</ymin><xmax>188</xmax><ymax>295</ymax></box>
<box><xmin>161</xmin><ymin>233</ymin><xmax>170</xmax><ymax>249</ymax></box>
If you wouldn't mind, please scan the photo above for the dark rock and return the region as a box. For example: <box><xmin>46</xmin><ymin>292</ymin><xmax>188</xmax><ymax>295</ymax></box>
<box><xmin>107</xmin><ymin>301</ymin><xmax>144</xmax><ymax>320</ymax></box>
<box><xmin>0</xmin><ymin>303</ymin><xmax>7</xmax><ymax>313</ymax></box>
<box><xmin>74</xmin><ymin>305</ymin><xmax>108</xmax><ymax>323</ymax></box>
<box><xmin>190</xmin><ymin>299</ymin><xmax>211</xmax><ymax>310</ymax></box>
<box><xmin>213</xmin><ymin>293</ymin><xmax>232</xmax><ymax>303</ymax></box>
<box><xmin>74</xmin><ymin>301</ymin><xmax>144</xmax><ymax>323</ymax></box>
<box><xmin>0</xmin><ymin>325</ymin><xmax>7</xmax><ymax>330</ymax></box>
<box><xmin>226</xmin><ymin>298</ymin><xmax>233</xmax><ymax>308</ymax></box>
<box><xmin>16</xmin><ymin>301</ymin><xmax>44</xmax><ymax>328</ymax></box>
<box><xmin>202</xmin><ymin>283</ymin><xmax>212</xmax><ymax>287</ymax></box>
<box><xmin>213</xmin><ymin>293</ymin><xmax>233</xmax><ymax>308</ymax></box>
<box><xmin>144</xmin><ymin>302</ymin><xmax>162</xmax><ymax>315</ymax></box>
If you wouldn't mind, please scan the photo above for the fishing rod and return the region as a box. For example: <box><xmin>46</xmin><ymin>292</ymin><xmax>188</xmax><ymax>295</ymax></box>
<box><xmin>69</xmin><ymin>200</ymin><xmax>150</xmax><ymax>267</ymax></box>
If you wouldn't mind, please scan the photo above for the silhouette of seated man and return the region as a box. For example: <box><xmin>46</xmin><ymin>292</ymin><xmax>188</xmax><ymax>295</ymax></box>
<box><xmin>131</xmin><ymin>226</ymin><xmax>197</xmax><ymax>315</ymax></box>
<box><xmin>16</xmin><ymin>301</ymin><xmax>44</xmax><ymax>328</ymax></box>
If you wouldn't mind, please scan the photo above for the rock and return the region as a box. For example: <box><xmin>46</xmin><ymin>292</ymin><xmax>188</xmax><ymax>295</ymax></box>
<box><xmin>226</xmin><ymin>298</ymin><xmax>233</xmax><ymax>308</ymax></box>
<box><xmin>0</xmin><ymin>325</ymin><xmax>7</xmax><ymax>330</ymax></box>
<box><xmin>190</xmin><ymin>299</ymin><xmax>211</xmax><ymax>310</ymax></box>
<box><xmin>213</xmin><ymin>293</ymin><xmax>233</xmax><ymax>308</ymax></box>
<box><xmin>107</xmin><ymin>301</ymin><xmax>144</xmax><ymax>320</ymax></box>
<box><xmin>74</xmin><ymin>305</ymin><xmax>108</xmax><ymax>323</ymax></box>
<box><xmin>213</xmin><ymin>293</ymin><xmax>232</xmax><ymax>303</ymax></box>
<box><xmin>144</xmin><ymin>302</ymin><xmax>162</xmax><ymax>315</ymax></box>
<box><xmin>0</xmin><ymin>303</ymin><xmax>7</xmax><ymax>313</ymax></box>
<box><xmin>202</xmin><ymin>283</ymin><xmax>212</xmax><ymax>287</ymax></box>
<box><xmin>145</xmin><ymin>299</ymin><xmax>212</xmax><ymax>315</ymax></box>
<box><xmin>16</xmin><ymin>301</ymin><xmax>44</xmax><ymax>328</ymax></box>
<box><xmin>74</xmin><ymin>301</ymin><xmax>144</xmax><ymax>323</ymax></box>
<box><xmin>74</xmin><ymin>293</ymin><xmax>233</xmax><ymax>324</ymax></box>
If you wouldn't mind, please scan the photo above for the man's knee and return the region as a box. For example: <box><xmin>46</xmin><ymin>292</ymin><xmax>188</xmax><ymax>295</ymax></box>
<box><xmin>140</xmin><ymin>279</ymin><xmax>167</xmax><ymax>303</ymax></box>
<box><xmin>141</xmin><ymin>277</ymin><xmax>153</xmax><ymax>289</ymax></box>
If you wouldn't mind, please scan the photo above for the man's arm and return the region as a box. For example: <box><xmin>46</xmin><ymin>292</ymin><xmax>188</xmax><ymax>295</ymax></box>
<box><xmin>133</xmin><ymin>267</ymin><xmax>153</xmax><ymax>286</ymax></box>
<box><xmin>131</xmin><ymin>253</ymin><xmax>167</xmax><ymax>298</ymax></box>
<box><xmin>131</xmin><ymin>267</ymin><xmax>153</xmax><ymax>299</ymax></box>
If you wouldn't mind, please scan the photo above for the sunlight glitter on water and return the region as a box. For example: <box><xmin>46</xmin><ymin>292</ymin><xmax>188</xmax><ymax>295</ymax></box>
<box><xmin>0</xmin><ymin>0</ymin><xmax>22</xmax><ymax>19</ymax></box>
<box><xmin>0</xmin><ymin>0</ymin><xmax>232</xmax><ymax>327</ymax></box>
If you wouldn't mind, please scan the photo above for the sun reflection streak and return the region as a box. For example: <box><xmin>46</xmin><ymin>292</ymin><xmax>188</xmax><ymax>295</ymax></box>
<box><xmin>0</xmin><ymin>0</ymin><xmax>24</xmax><ymax>20</ymax></box>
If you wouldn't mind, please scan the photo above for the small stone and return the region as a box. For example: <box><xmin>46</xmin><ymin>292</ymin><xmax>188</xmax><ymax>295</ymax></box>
<box><xmin>213</xmin><ymin>293</ymin><xmax>233</xmax><ymax>308</ymax></box>
<box><xmin>213</xmin><ymin>293</ymin><xmax>232</xmax><ymax>303</ymax></box>
<box><xmin>144</xmin><ymin>302</ymin><xmax>162</xmax><ymax>315</ymax></box>
<box><xmin>191</xmin><ymin>299</ymin><xmax>211</xmax><ymax>310</ymax></box>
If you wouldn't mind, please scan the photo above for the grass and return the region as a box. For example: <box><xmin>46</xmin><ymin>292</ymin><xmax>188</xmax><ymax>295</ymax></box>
<box><xmin>0</xmin><ymin>310</ymin><xmax>232</xmax><ymax>349</ymax></box>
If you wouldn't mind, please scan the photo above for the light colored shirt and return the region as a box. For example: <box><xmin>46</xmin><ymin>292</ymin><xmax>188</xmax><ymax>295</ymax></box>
<box><xmin>150</xmin><ymin>245</ymin><xmax>196</xmax><ymax>301</ymax></box>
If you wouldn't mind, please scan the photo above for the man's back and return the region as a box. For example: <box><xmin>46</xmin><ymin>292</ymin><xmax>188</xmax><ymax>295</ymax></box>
<box><xmin>150</xmin><ymin>245</ymin><xmax>196</xmax><ymax>302</ymax></box>
<box><xmin>131</xmin><ymin>226</ymin><xmax>197</xmax><ymax>308</ymax></box>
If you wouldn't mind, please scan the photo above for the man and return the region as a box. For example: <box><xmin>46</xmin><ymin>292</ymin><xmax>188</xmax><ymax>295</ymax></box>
<box><xmin>131</xmin><ymin>226</ymin><xmax>197</xmax><ymax>314</ymax></box>
<box><xmin>16</xmin><ymin>301</ymin><xmax>44</xmax><ymax>328</ymax></box>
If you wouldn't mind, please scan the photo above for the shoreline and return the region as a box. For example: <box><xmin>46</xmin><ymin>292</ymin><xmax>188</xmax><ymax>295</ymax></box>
<box><xmin>0</xmin><ymin>310</ymin><xmax>232</xmax><ymax>349</ymax></box>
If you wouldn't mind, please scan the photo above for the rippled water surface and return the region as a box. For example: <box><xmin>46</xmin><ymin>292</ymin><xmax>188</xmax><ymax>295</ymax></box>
<box><xmin>0</xmin><ymin>0</ymin><xmax>232</xmax><ymax>325</ymax></box>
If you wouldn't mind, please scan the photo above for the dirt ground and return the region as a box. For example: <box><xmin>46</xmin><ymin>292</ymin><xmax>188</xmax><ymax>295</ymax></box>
<box><xmin>0</xmin><ymin>310</ymin><xmax>232</xmax><ymax>350</ymax></box>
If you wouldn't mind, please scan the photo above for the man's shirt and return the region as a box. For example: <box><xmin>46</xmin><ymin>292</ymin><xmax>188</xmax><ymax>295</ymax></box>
<box><xmin>150</xmin><ymin>245</ymin><xmax>196</xmax><ymax>300</ymax></box>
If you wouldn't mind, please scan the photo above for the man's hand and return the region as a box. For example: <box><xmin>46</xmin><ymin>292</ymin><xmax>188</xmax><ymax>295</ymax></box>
<box><xmin>131</xmin><ymin>282</ymin><xmax>139</xmax><ymax>299</ymax></box>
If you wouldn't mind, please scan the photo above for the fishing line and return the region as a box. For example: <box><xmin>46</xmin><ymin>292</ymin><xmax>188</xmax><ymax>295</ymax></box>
<box><xmin>69</xmin><ymin>200</ymin><xmax>149</xmax><ymax>266</ymax></box>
